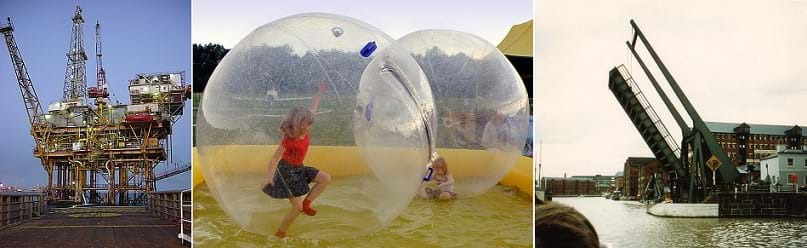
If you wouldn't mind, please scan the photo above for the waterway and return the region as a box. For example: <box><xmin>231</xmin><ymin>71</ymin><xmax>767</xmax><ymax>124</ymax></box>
<box><xmin>554</xmin><ymin>197</ymin><xmax>807</xmax><ymax>248</ymax></box>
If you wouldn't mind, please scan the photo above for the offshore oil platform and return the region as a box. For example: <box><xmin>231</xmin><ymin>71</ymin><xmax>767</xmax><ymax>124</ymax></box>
<box><xmin>0</xmin><ymin>6</ymin><xmax>191</xmax><ymax>205</ymax></box>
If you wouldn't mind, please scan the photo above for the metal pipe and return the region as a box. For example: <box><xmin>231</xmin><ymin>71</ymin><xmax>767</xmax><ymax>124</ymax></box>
<box><xmin>68</xmin><ymin>159</ymin><xmax>84</xmax><ymax>204</ymax></box>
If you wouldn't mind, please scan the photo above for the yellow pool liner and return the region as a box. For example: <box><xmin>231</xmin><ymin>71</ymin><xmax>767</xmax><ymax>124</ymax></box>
<box><xmin>192</xmin><ymin>146</ymin><xmax>534</xmax><ymax>197</ymax></box>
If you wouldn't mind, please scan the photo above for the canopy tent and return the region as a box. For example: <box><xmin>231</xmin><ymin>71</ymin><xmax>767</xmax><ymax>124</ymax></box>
<box><xmin>497</xmin><ymin>19</ymin><xmax>533</xmax><ymax>57</ymax></box>
<box><xmin>497</xmin><ymin>19</ymin><xmax>533</xmax><ymax>101</ymax></box>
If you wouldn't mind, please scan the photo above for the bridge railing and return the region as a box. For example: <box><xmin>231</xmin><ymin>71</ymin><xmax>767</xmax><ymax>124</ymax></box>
<box><xmin>0</xmin><ymin>192</ymin><xmax>47</xmax><ymax>229</ymax></box>
<box><xmin>616</xmin><ymin>65</ymin><xmax>681</xmax><ymax>157</ymax></box>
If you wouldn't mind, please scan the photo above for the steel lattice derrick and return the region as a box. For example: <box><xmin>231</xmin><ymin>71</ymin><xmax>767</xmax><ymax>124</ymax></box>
<box><xmin>63</xmin><ymin>6</ymin><xmax>88</xmax><ymax>102</ymax></box>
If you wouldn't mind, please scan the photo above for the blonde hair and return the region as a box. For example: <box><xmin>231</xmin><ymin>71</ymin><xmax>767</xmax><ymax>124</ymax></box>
<box><xmin>280</xmin><ymin>106</ymin><xmax>314</xmax><ymax>138</ymax></box>
<box><xmin>432</xmin><ymin>157</ymin><xmax>449</xmax><ymax>174</ymax></box>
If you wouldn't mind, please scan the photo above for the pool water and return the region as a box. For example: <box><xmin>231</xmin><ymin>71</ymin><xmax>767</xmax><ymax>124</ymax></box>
<box><xmin>193</xmin><ymin>183</ymin><xmax>532</xmax><ymax>247</ymax></box>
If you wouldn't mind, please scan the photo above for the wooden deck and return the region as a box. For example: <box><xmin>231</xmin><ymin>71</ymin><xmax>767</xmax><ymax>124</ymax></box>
<box><xmin>0</xmin><ymin>206</ymin><xmax>186</xmax><ymax>247</ymax></box>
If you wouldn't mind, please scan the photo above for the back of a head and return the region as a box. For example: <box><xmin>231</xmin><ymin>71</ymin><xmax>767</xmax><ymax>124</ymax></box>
<box><xmin>280</xmin><ymin>106</ymin><xmax>314</xmax><ymax>137</ymax></box>
<box><xmin>535</xmin><ymin>202</ymin><xmax>600</xmax><ymax>248</ymax></box>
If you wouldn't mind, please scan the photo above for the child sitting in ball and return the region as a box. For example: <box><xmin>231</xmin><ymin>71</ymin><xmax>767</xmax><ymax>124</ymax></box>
<box><xmin>262</xmin><ymin>81</ymin><xmax>332</xmax><ymax>238</ymax></box>
<box><xmin>422</xmin><ymin>157</ymin><xmax>457</xmax><ymax>200</ymax></box>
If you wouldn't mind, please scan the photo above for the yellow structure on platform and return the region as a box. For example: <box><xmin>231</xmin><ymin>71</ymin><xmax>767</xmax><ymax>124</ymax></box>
<box><xmin>192</xmin><ymin>146</ymin><xmax>533</xmax><ymax>197</ymax></box>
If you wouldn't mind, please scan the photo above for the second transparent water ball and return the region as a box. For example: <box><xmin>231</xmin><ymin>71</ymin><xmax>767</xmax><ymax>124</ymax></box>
<box><xmin>354</xmin><ymin>38</ymin><xmax>437</xmax><ymax>194</ymax></box>
<box><xmin>395</xmin><ymin>30</ymin><xmax>531</xmax><ymax>197</ymax></box>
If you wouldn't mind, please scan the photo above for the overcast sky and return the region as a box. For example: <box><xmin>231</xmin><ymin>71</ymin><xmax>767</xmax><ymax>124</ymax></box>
<box><xmin>535</xmin><ymin>1</ymin><xmax>807</xmax><ymax>178</ymax></box>
<box><xmin>0</xmin><ymin>0</ymin><xmax>191</xmax><ymax>190</ymax></box>
<box><xmin>192</xmin><ymin>0</ymin><xmax>532</xmax><ymax>47</ymax></box>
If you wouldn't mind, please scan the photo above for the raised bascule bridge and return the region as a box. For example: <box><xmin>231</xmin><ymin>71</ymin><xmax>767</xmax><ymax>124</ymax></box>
<box><xmin>0</xmin><ymin>6</ymin><xmax>191</xmax><ymax>206</ymax></box>
<box><xmin>608</xmin><ymin>20</ymin><xmax>739</xmax><ymax>203</ymax></box>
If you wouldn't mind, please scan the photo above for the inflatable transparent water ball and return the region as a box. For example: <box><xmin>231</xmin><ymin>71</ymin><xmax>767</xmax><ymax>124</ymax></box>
<box><xmin>394</xmin><ymin>30</ymin><xmax>531</xmax><ymax>197</ymax></box>
<box><xmin>195</xmin><ymin>13</ymin><xmax>424</xmax><ymax>240</ymax></box>
<box><xmin>354</xmin><ymin>38</ymin><xmax>437</xmax><ymax>190</ymax></box>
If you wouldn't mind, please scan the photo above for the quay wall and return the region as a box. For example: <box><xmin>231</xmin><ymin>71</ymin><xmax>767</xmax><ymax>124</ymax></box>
<box><xmin>716</xmin><ymin>192</ymin><xmax>807</xmax><ymax>218</ymax></box>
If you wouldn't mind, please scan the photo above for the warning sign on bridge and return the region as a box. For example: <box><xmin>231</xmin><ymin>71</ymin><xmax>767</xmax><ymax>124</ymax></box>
<box><xmin>706</xmin><ymin>155</ymin><xmax>721</xmax><ymax>171</ymax></box>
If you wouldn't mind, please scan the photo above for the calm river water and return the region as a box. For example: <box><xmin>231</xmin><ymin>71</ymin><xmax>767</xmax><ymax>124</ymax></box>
<box><xmin>553</xmin><ymin>197</ymin><xmax>807</xmax><ymax>248</ymax></box>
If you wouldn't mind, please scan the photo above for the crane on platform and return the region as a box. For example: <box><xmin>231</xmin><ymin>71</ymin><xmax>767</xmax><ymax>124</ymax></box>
<box><xmin>89</xmin><ymin>21</ymin><xmax>110</xmax><ymax>124</ymax></box>
<box><xmin>89</xmin><ymin>21</ymin><xmax>109</xmax><ymax>101</ymax></box>
<box><xmin>0</xmin><ymin>17</ymin><xmax>46</xmax><ymax>154</ymax></box>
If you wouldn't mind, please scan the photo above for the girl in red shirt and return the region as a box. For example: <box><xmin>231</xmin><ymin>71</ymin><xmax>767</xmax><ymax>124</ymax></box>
<box><xmin>262</xmin><ymin>81</ymin><xmax>331</xmax><ymax>238</ymax></box>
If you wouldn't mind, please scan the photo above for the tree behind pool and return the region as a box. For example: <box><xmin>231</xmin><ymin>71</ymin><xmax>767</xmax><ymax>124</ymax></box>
<box><xmin>193</xmin><ymin>43</ymin><xmax>230</xmax><ymax>92</ymax></box>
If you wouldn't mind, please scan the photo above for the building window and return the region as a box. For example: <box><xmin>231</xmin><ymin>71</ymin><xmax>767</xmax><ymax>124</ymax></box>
<box><xmin>788</xmin><ymin>158</ymin><xmax>794</xmax><ymax>167</ymax></box>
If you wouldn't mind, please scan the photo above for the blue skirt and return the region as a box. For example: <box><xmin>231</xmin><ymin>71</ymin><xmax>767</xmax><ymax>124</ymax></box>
<box><xmin>262</xmin><ymin>159</ymin><xmax>319</xmax><ymax>199</ymax></box>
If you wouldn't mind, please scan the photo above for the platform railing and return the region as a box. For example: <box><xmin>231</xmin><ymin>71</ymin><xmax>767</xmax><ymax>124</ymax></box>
<box><xmin>147</xmin><ymin>190</ymin><xmax>181</xmax><ymax>220</ymax></box>
<box><xmin>179</xmin><ymin>189</ymin><xmax>192</xmax><ymax>244</ymax></box>
<box><xmin>0</xmin><ymin>192</ymin><xmax>47</xmax><ymax>229</ymax></box>
<box><xmin>146</xmin><ymin>189</ymin><xmax>191</xmax><ymax>244</ymax></box>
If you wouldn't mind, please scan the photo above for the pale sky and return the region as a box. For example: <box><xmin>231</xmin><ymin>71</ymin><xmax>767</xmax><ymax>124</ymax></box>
<box><xmin>535</xmin><ymin>1</ymin><xmax>807</xmax><ymax>178</ymax></box>
<box><xmin>192</xmin><ymin>0</ymin><xmax>532</xmax><ymax>47</ymax></box>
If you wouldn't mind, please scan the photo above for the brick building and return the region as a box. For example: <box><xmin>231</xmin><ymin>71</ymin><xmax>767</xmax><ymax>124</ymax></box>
<box><xmin>708</xmin><ymin>122</ymin><xmax>805</xmax><ymax>167</ymax></box>
<box><xmin>615</xmin><ymin>171</ymin><xmax>625</xmax><ymax>192</ymax></box>
<box><xmin>571</xmin><ymin>175</ymin><xmax>616</xmax><ymax>193</ymax></box>
<box><xmin>542</xmin><ymin>177</ymin><xmax>597</xmax><ymax>196</ymax></box>
<box><xmin>623</xmin><ymin>157</ymin><xmax>658</xmax><ymax>199</ymax></box>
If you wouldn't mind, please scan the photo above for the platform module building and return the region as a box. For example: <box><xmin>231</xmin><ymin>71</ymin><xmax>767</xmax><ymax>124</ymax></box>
<box><xmin>38</xmin><ymin>72</ymin><xmax>189</xmax><ymax>205</ymax></box>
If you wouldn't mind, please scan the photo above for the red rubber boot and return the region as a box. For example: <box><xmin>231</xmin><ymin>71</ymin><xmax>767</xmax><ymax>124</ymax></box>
<box><xmin>302</xmin><ymin>198</ymin><xmax>317</xmax><ymax>216</ymax></box>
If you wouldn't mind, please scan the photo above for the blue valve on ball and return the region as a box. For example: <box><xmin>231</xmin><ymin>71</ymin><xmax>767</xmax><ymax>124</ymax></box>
<box><xmin>360</xmin><ymin>41</ymin><xmax>377</xmax><ymax>58</ymax></box>
<box><xmin>422</xmin><ymin>167</ymin><xmax>434</xmax><ymax>181</ymax></box>
<box><xmin>364</xmin><ymin>102</ymin><xmax>374</xmax><ymax>121</ymax></box>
